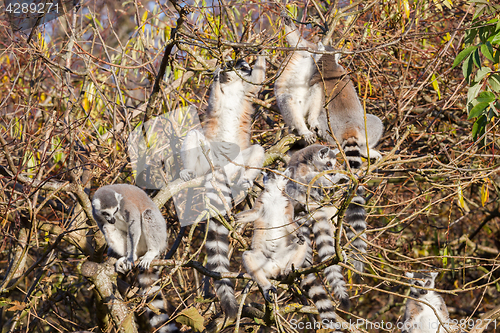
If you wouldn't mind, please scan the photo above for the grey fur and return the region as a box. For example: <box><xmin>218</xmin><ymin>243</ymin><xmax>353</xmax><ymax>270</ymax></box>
<box><xmin>92</xmin><ymin>184</ymin><xmax>175</xmax><ymax>332</ymax></box>
<box><xmin>402</xmin><ymin>272</ymin><xmax>451</xmax><ymax>333</ymax></box>
<box><xmin>286</xmin><ymin>145</ymin><xmax>350</xmax><ymax>309</ymax></box>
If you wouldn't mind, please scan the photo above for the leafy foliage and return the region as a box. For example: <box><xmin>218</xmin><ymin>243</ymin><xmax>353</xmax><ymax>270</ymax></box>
<box><xmin>452</xmin><ymin>1</ymin><xmax>500</xmax><ymax>143</ymax></box>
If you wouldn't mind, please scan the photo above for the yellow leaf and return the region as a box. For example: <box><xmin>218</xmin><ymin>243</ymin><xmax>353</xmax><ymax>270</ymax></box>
<box><xmin>481</xmin><ymin>181</ymin><xmax>489</xmax><ymax>206</ymax></box>
<box><xmin>141</xmin><ymin>10</ymin><xmax>148</xmax><ymax>33</ymax></box>
<box><xmin>457</xmin><ymin>185</ymin><xmax>470</xmax><ymax>212</ymax></box>
<box><xmin>175</xmin><ymin>307</ymin><xmax>205</xmax><ymax>332</ymax></box>
<box><xmin>402</xmin><ymin>0</ymin><xmax>410</xmax><ymax>18</ymax></box>
<box><xmin>431</xmin><ymin>73</ymin><xmax>441</xmax><ymax>100</ymax></box>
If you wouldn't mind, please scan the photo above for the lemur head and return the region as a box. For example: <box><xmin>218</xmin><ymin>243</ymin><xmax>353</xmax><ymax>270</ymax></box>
<box><xmin>92</xmin><ymin>188</ymin><xmax>123</xmax><ymax>224</ymax></box>
<box><xmin>263</xmin><ymin>168</ymin><xmax>292</xmax><ymax>191</ymax></box>
<box><xmin>406</xmin><ymin>272</ymin><xmax>438</xmax><ymax>297</ymax></box>
<box><xmin>317</xmin><ymin>47</ymin><xmax>345</xmax><ymax>80</ymax></box>
<box><xmin>219</xmin><ymin>59</ymin><xmax>252</xmax><ymax>84</ymax></box>
<box><xmin>312</xmin><ymin>146</ymin><xmax>339</xmax><ymax>172</ymax></box>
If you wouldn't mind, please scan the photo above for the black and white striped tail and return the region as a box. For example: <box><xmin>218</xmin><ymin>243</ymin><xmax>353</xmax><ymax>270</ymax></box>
<box><xmin>138</xmin><ymin>272</ymin><xmax>180</xmax><ymax>333</ymax></box>
<box><xmin>204</xmin><ymin>170</ymin><xmax>239</xmax><ymax>318</ymax></box>
<box><xmin>343</xmin><ymin>138</ymin><xmax>362</xmax><ymax>170</ymax></box>
<box><xmin>311</xmin><ymin>209</ymin><xmax>350</xmax><ymax>308</ymax></box>
<box><xmin>343</xmin><ymin>138</ymin><xmax>367</xmax><ymax>274</ymax></box>
<box><xmin>299</xmin><ymin>225</ymin><xmax>342</xmax><ymax>331</ymax></box>
<box><xmin>344</xmin><ymin>186</ymin><xmax>367</xmax><ymax>273</ymax></box>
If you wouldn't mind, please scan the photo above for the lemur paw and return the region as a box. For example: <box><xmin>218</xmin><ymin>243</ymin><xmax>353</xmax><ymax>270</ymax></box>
<box><xmin>213</xmin><ymin>67</ymin><xmax>221</xmax><ymax>81</ymax></box>
<box><xmin>263</xmin><ymin>285</ymin><xmax>277</xmax><ymax>303</ymax></box>
<box><xmin>302</xmin><ymin>131</ymin><xmax>317</xmax><ymax>145</ymax></box>
<box><xmin>280</xmin><ymin>10</ymin><xmax>292</xmax><ymax>25</ymax></box>
<box><xmin>342</xmin><ymin>250</ymin><xmax>348</xmax><ymax>264</ymax></box>
<box><xmin>116</xmin><ymin>257</ymin><xmax>133</xmax><ymax>274</ymax></box>
<box><xmin>180</xmin><ymin>169</ymin><xmax>196</xmax><ymax>181</ymax></box>
<box><xmin>238</xmin><ymin>178</ymin><xmax>253</xmax><ymax>189</ymax></box>
<box><xmin>295</xmin><ymin>232</ymin><xmax>306</xmax><ymax>245</ymax></box>
<box><xmin>326</xmin><ymin>173</ymin><xmax>349</xmax><ymax>184</ymax></box>
<box><xmin>137</xmin><ymin>253</ymin><xmax>156</xmax><ymax>270</ymax></box>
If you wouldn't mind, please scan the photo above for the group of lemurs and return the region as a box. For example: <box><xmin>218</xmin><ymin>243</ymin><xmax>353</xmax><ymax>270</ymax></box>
<box><xmin>91</xmin><ymin>12</ymin><xmax>456</xmax><ymax>333</ymax></box>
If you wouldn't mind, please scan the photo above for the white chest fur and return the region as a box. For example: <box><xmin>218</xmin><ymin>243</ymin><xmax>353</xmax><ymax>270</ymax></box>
<box><xmin>215</xmin><ymin>81</ymin><xmax>246</xmax><ymax>144</ymax></box>
<box><xmin>414</xmin><ymin>292</ymin><xmax>447</xmax><ymax>333</ymax></box>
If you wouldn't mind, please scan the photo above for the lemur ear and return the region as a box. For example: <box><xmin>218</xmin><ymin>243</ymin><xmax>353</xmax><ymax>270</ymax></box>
<box><xmin>319</xmin><ymin>147</ymin><xmax>330</xmax><ymax>158</ymax></box>
<box><xmin>430</xmin><ymin>272</ymin><xmax>439</xmax><ymax>280</ymax></box>
<box><xmin>334</xmin><ymin>52</ymin><xmax>341</xmax><ymax>63</ymax></box>
<box><xmin>114</xmin><ymin>192</ymin><xmax>123</xmax><ymax>203</ymax></box>
<box><xmin>405</xmin><ymin>272</ymin><xmax>414</xmax><ymax>279</ymax></box>
<box><xmin>92</xmin><ymin>199</ymin><xmax>101</xmax><ymax>210</ymax></box>
<box><xmin>283</xmin><ymin>167</ymin><xmax>293</xmax><ymax>178</ymax></box>
<box><xmin>262</xmin><ymin>171</ymin><xmax>269</xmax><ymax>184</ymax></box>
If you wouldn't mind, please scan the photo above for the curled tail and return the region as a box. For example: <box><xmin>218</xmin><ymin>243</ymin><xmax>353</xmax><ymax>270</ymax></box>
<box><xmin>138</xmin><ymin>272</ymin><xmax>179</xmax><ymax>333</ymax></box>
<box><xmin>342</xmin><ymin>138</ymin><xmax>368</xmax><ymax>274</ymax></box>
<box><xmin>299</xmin><ymin>224</ymin><xmax>341</xmax><ymax>331</ymax></box>
<box><xmin>311</xmin><ymin>208</ymin><xmax>350</xmax><ymax>308</ymax></box>
<box><xmin>204</xmin><ymin>170</ymin><xmax>239</xmax><ymax>317</ymax></box>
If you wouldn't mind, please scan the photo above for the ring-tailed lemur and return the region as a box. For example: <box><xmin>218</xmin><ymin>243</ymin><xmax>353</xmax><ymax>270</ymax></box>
<box><xmin>236</xmin><ymin>169</ymin><xmax>340</xmax><ymax>329</ymax></box>
<box><xmin>274</xmin><ymin>11</ymin><xmax>325</xmax><ymax>144</ymax></box>
<box><xmin>180</xmin><ymin>56</ymin><xmax>266</xmax><ymax>318</ymax></box>
<box><xmin>237</xmin><ymin>169</ymin><xmax>307</xmax><ymax>301</ymax></box>
<box><xmin>286</xmin><ymin>145</ymin><xmax>352</xmax><ymax>309</ymax></box>
<box><xmin>92</xmin><ymin>184</ymin><xmax>178</xmax><ymax>333</ymax></box>
<box><xmin>402</xmin><ymin>272</ymin><xmax>451</xmax><ymax>333</ymax></box>
<box><xmin>275</xmin><ymin>12</ymin><xmax>384</xmax><ymax>159</ymax></box>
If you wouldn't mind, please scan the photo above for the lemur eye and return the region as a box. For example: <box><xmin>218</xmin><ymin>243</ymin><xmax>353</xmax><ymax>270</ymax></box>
<box><xmin>326</xmin><ymin>162</ymin><xmax>332</xmax><ymax>168</ymax></box>
<box><xmin>102</xmin><ymin>212</ymin><xmax>109</xmax><ymax>217</ymax></box>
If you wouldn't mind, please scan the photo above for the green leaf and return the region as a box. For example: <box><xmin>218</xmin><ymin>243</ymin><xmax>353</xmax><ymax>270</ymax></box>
<box><xmin>476</xmin><ymin>91</ymin><xmax>496</xmax><ymax>103</ymax></box>
<box><xmin>480</xmin><ymin>42</ymin><xmax>495</xmax><ymax>61</ymax></box>
<box><xmin>472</xmin><ymin>4</ymin><xmax>485</xmax><ymax>21</ymax></box>
<box><xmin>462</xmin><ymin>54</ymin><xmax>474</xmax><ymax>82</ymax></box>
<box><xmin>175</xmin><ymin>307</ymin><xmax>205</xmax><ymax>332</ymax></box>
<box><xmin>475</xmin><ymin>66</ymin><xmax>492</xmax><ymax>82</ymax></box>
<box><xmin>468</xmin><ymin>101</ymin><xmax>489</xmax><ymax>119</ymax></box>
<box><xmin>472</xmin><ymin>114</ymin><xmax>487</xmax><ymax>141</ymax></box>
<box><xmin>452</xmin><ymin>45</ymin><xmax>477</xmax><ymax>68</ymax></box>
<box><xmin>491</xmin><ymin>32</ymin><xmax>500</xmax><ymax>45</ymax></box>
<box><xmin>468</xmin><ymin>82</ymin><xmax>482</xmax><ymax>104</ymax></box>
<box><xmin>472</xmin><ymin>48</ymin><xmax>481</xmax><ymax>68</ymax></box>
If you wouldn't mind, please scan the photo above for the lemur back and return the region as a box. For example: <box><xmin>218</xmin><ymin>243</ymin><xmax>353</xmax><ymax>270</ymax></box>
<box><xmin>180</xmin><ymin>57</ymin><xmax>266</xmax><ymax>318</ymax></box>
<box><xmin>237</xmin><ymin>169</ymin><xmax>340</xmax><ymax>329</ymax></box>
<box><xmin>310</xmin><ymin>50</ymin><xmax>384</xmax><ymax>167</ymax></box>
<box><xmin>286</xmin><ymin>145</ymin><xmax>350</xmax><ymax>308</ymax></box>
<box><xmin>402</xmin><ymin>272</ymin><xmax>450</xmax><ymax>333</ymax></box>
<box><xmin>274</xmin><ymin>12</ymin><xmax>325</xmax><ymax>144</ymax></box>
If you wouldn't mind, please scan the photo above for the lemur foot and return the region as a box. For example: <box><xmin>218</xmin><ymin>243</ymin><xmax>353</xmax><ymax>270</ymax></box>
<box><xmin>302</xmin><ymin>131</ymin><xmax>317</xmax><ymax>145</ymax></box>
<box><xmin>180</xmin><ymin>169</ymin><xmax>196</xmax><ymax>181</ymax></box>
<box><xmin>116</xmin><ymin>257</ymin><xmax>133</xmax><ymax>274</ymax></box>
<box><xmin>263</xmin><ymin>285</ymin><xmax>277</xmax><ymax>303</ymax></box>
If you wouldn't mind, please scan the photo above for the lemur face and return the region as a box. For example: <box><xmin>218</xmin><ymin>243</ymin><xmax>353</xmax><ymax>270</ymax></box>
<box><xmin>92</xmin><ymin>190</ymin><xmax>122</xmax><ymax>224</ymax></box>
<box><xmin>314</xmin><ymin>147</ymin><xmax>337</xmax><ymax>171</ymax></box>
<box><xmin>406</xmin><ymin>272</ymin><xmax>438</xmax><ymax>297</ymax></box>
<box><xmin>263</xmin><ymin>168</ymin><xmax>292</xmax><ymax>191</ymax></box>
<box><xmin>220</xmin><ymin>59</ymin><xmax>252</xmax><ymax>84</ymax></box>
